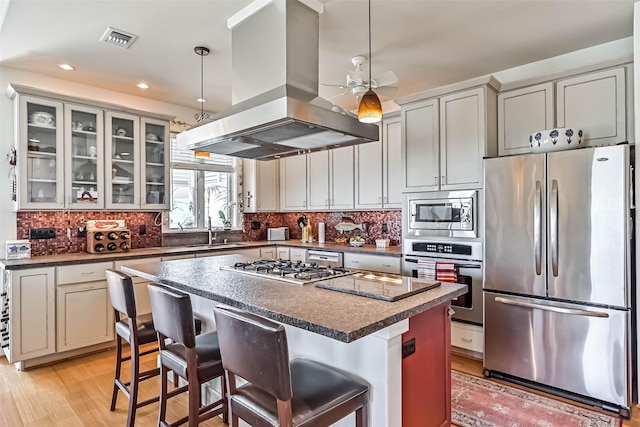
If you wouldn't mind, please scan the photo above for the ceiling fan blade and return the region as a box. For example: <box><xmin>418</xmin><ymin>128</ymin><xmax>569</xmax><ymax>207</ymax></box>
<box><xmin>375</xmin><ymin>85</ymin><xmax>399</xmax><ymax>97</ymax></box>
<box><xmin>346</xmin><ymin>70</ymin><xmax>364</xmax><ymax>86</ymax></box>
<box><xmin>321</xmin><ymin>83</ymin><xmax>348</xmax><ymax>89</ymax></box>
<box><xmin>371</xmin><ymin>70</ymin><xmax>398</xmax><ymax>88</ymax></box>
<box><xmin>327</xmin><ymin>88</ymin><xmax>352</xmax><ymax>101</ymax></box>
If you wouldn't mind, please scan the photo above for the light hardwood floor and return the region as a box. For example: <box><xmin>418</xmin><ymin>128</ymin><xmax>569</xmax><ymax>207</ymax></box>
<box><xmin>0</xmin><ymin>349</ymin><xmax>637</xmax><ymax>426</ymax></box>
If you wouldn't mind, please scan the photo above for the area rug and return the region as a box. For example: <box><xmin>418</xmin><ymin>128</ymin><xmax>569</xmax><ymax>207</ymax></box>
<box><xmin>451</xmin><ymin>370</ymin><xmax>621</xmax><ymax>427</ymax></box>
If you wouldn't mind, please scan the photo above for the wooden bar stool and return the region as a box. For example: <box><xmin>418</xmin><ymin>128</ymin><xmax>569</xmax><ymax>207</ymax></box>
<box><xmin>213</xmin><ymin>304</ymin><xmax>370</xmax><ymax>427</ymax></box>
<box><xmin>105</xmin><ymin>269</ymin><xmax>161</xmax><ymax>427</ymax></box>
<box><xmin>148</xmin><ymin>283</ymin><xmax>227</xmax><ymax>427</ymax></box>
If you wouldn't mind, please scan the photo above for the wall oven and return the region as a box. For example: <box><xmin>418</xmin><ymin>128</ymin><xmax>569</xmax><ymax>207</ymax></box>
<box><xmin>403</xmin><ymin>238</ymin><xmax>483</xmax><ymax>325</ymax></box>
<box><xmin>404</xmin><ymin>190</ymin><xmax>478</xmax><ymax>239</ymax></box>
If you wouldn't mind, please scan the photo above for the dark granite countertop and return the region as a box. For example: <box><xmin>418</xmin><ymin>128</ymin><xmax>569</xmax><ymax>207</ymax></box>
<box><xmin>122</xmin><ymin>254</ymin><xmax>466</xmax><ymax>343</ymax></box>
<box><xmin>0</xmin><ymin>240</ymin><xmax>401</xmax><ymax>270</ymax></box>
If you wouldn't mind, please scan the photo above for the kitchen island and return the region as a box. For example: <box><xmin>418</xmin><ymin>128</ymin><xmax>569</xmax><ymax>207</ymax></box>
<box><xmin>123</xmin><ymin>254</ymin><xmax>467</xmax><ymax>427</ymax></box>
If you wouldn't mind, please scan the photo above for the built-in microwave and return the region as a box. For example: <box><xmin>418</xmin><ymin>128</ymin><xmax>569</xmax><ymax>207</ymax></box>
<box><xmin>405</xmin><ymin>191</ymin><xmax>477</xmax><ymax>238</ymax></box>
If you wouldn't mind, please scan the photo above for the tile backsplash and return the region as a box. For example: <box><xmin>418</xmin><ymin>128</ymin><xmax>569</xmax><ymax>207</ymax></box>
<box><xmin>243</xmin><ymin>211</ymin><xmax>402</xmax><ymax>246</ymax></box>
<box><xmin>17</xmin><ymin>211</ymin><xmax>162</xmax><ymax>256</ymax></box>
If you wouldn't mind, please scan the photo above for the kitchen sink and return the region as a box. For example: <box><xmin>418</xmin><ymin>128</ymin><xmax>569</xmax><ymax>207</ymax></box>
<box><xmin>185</xmin><ymin>243</ymin><xmax>246</xmax><ymax>249</ymax></box>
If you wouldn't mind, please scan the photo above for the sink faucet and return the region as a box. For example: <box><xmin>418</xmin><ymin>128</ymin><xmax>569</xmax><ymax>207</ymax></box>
<box><xmin>208</xmin><ymin>216</ymin><xmax>217</xmax><ymax>245</ymax></box>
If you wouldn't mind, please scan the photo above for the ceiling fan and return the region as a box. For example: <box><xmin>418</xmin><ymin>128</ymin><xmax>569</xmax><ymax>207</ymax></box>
<box><xmin>324</xmin><ymin>55</ymin><xmax>399</xmax><ymax>100</ymax></box>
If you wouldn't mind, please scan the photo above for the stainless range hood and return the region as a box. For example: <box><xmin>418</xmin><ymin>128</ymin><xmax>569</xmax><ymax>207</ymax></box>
<box><xmin>177</xmin><ymin>0</ymin><xmax>379</xmax><ymax>160</ymax></box>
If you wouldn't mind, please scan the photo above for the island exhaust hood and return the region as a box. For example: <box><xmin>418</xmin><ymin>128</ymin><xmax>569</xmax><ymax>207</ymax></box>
<box><xmin>177</xmin><ymin>0</ymin><xmax>379</xmax><ymax>160</ymax></box>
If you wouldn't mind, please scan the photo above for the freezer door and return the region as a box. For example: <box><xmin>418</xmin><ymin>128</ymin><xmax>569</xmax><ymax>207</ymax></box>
<box><xmin>484</xmin><ymin>292</ymin><xmax>629</xmax><ymax>407</ymax></box>
<box><xmin>547</xmin><ymin>145</ymin><xmax>629</xmax><ymax>308</ymax></box>
<box><xmin>484</xmin><ymin>154</ymin><xmax>546</xmax><ymax>296</ymax></box>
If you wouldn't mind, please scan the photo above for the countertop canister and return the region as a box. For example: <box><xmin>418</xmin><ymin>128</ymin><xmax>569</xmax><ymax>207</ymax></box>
<box><xmin>318</xmin><ymin>222</ymin><xmax>325</xmax><ymax>243</ymax></box>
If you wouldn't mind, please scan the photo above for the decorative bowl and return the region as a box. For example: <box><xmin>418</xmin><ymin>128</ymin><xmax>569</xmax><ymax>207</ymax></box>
<box><xmin>529</xmin><ymin>128</ymin><xmax>583</xmax><ymax>153</ymax></box>
<box><xmin>29</xmin><ymin>111</ymin><xmax>55</xmax><ymax>127</ymax></box>
<box><xmin>349</xmin><ymin>238</ymin><xmax>365</xmax><ymax>247</ymax></box>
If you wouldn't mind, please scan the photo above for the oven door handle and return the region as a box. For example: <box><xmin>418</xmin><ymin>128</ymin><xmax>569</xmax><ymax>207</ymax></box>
<box><xmin>404</xmin><ymin>258</ymin><xmax>480</xmax><ymax>269</ymax></box>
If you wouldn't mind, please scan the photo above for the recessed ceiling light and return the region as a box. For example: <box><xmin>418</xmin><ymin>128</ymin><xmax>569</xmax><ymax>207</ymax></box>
<box><xmin>197</xmin><ymin>98</ymin><xmax>206</xmax><ymax>103</ymax></box>
<box><xmin>58</xmin><ymin>64</ymin><xmax>75</xmax><ymax>71</ymax></box>
<box><xmin>137</xmin><ymin>83</ymin><xmax>149</xmax><ymax>89</ymax></box>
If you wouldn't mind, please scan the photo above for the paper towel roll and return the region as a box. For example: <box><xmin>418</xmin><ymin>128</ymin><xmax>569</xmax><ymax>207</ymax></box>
<box><xmin>318</xmin><ymin>222</ymin><xmax>325</xmax><ymax>243</ymax></box>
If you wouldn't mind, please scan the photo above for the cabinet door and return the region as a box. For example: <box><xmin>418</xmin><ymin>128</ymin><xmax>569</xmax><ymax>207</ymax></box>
<box><xmin>355</xmin><ymin>140</ymin><xmax>383</xmax><ymax>209</ymax></box>
<box><xmin>256</xmin><ymin>160</ymin><xmax>279</xmax><ymax>211</ymax></box>
<box><xmin>307</xmin><ymin>151</ymin><xmax>330</xmax><ymax>210</ymax></box>
<box><xmin>242</xmin><ymin>159</ymin><xmax>257</xmax><ymax>213</ymax></box>
<box><xmin>276</xmin><ymin>247</ymin><xmax>290</xmax><ymax>260</ymax></box>
<box><xmin>330</xmin><ymin>146</ymin><xmax>355</xmax><ymax>210</ymax></box>
<box><xmin>279</xmin><ymin>156</ymin><xmax>307</xmax><ymax>211</ymax></box>
<box><xmin>498</xmin><ymin>83</ymin><xmax>554</xmax><ymax>156</ymax></box>
<box><xmin>9</xmin><ymin>268</ymin><xmax>56</xmax><ymax>362</ymax></box>
<box><xmin>56</xmin><ymin>281</ymin><xmax>114</xmax><ymax>352</ymax></box>
<box><xmin>65</xmin><ymin>104</ymin><xmax>104</xmax><ymax>209</ymax></box>
<box><xmin>141</xmin><ymin>118</ymin><xmax>170</xmax><ymax>210</ymax></box>
<box><xmin>343</xmin><ymin>253</ymin><xmax>401</xmax><ymax>274</ymax></box>
<box><xmin>290</xmin><ymin>248</ymin><xmax>307</xmax><ymax>262</ymax></box>
<box><xmin>17</xmin><ymin>96</ymin><xmax>65</xmax><ymax>209</ymax></box>
<box><xmin>401</xmin><ymin>99</ymin><xmax>439</xmax><ymax>192</ymax></box>
<box><xmin>260</xmin><ymin>247</ymin><xmax>276</xmax><ymax>259</ymax></box>
<box><xmin>382</xmin><ymin>116</ymin><xmax>402</xmax><ymax>209</ymax></box>
<box><xmin>106</xmin><ymin>111</ymin><xmax>140</xmax><ymax>209</ymax></box>
<box><xmin>556</xmin><ymin>67</ymin><xmax>626</xmax><ymax>146</ymax></box>
<box><xmin>440</xmin><ymin>87</ymin><xmax>484</xmax><ymax>190</ymax></box>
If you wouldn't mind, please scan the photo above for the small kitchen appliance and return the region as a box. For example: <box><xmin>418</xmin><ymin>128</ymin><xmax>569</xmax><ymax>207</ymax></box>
<box><xmin>86</xmin><ymin>220</ymin><xmax>131</xmax><ymax>254</ymax></box>
<box><xmin>267</xmin><ymin>227</ymin><xmax>289</xmax><ymax>241</ymax></box>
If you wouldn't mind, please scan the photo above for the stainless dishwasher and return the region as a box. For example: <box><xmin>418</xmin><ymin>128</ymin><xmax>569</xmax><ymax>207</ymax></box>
<box><xmin>307</xmin><ymin>250</ymin><xmax>343</xmax><ymax>268</ymax></box>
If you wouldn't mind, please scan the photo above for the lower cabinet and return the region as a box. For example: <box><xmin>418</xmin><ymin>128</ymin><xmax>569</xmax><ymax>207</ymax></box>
<box><xmin>450</xmin><ymin>321</ymin><xmax>483</xmax><ymax>355</ymax></box>
<box><xmin>6</xmin><ymin>267</ymin><xmax>56</xmax><ymax>363</ymax></box>
<box><xmin>56</xmin><ymin>262</ymin><xmax>114</xmax><ymax>352</ymax></box>
<box><xmin>343</xmin><ymin>253</ymin><xmax>401</xmax><ymax>274</ymax></box>
<box><xmin>260</xmin><ymin>247</ymin><xmax>277</xmax><ymax>259</ymax></box>
<box><xmin>277</xmin><ymin>247</ymin><xmax>290</xmax><ymax>260</ymax></box>
<box><xmin>289</xmin><ymin>247</ymin><xmax>307</xmax><ymax>262</ymax></box>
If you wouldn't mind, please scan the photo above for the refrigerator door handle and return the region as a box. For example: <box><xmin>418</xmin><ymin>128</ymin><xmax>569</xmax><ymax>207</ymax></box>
<box><xmin>534</xmin><ymin>180</ymin><xmax>542</xmax><ymax>275</ymax></box>
<box><xmin>550</xmin><ymin>179</ymin><xmax>559</xmax><ymax>277</ymax></box>
<box><xmin>494</xmin><ymin>296</ymin><xmax>609</xmax><ymax>318</ymax></box>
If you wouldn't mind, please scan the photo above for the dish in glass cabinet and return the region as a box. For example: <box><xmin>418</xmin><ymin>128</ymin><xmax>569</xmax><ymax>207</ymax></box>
<box><xmin>29</xmin><ymin>111</ymin><xmax>55</xmax><ymax>127</ymax></box>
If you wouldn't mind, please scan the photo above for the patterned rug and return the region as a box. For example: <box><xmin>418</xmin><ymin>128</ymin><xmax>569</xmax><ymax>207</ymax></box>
<box><xmin>451</xmin><ymin>370</ymin><xmax>622</xmax><ymax>427</ymax></box>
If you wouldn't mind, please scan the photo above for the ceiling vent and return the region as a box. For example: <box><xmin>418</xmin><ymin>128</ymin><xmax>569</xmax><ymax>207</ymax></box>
<box><xmin>99</xmin><ymin>27</ymin><xmax>138</xmax><ymax>49</ymax></box>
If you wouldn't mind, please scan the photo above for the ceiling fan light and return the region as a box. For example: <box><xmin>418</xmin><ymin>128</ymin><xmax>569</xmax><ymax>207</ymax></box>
<box><xmin>358</xmin><ymin>89</ymin><xmax>382</xmax><ymax>123</ymax></box>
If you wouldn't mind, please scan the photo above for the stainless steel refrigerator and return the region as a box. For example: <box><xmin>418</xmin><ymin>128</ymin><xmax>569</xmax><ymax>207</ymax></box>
<box><xmin>483</xmin><ymin>144</ymin><xmax>633</xmax><ymax>419</ymax></box>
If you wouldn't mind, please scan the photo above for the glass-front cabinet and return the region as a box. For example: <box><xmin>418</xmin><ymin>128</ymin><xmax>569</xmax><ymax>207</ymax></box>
<box><xmin>141</xmin><ymin>118</ymin><xmax>169</xmax><ymax>209</ymax></box>
<box><xmin>105</xmin><ymin>112</ymin><xmax>140</xmax><ymax>210</ymax></box>
<box><xmin>65</xmin><ymin>104</ymin><xmax>104</xmax><ymax>209</ymax></box>
<box><xmin>18</xmin><ymin>96</ymin><xmax>64</xmax><ymax>209</ymax></box>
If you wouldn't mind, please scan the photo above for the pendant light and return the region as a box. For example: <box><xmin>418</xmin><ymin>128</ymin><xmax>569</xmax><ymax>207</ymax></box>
<box><xmin>357</xmin><ymin>0</ymin><xmax>382</xmax><ymax>124</ymax></box>
<box><xmin>194</xmin><ymin>46</ymin><xmax>210</xmax><ymax>123</ymax></box>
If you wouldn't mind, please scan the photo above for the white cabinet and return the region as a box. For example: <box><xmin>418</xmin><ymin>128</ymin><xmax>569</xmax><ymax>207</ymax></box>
<box><xmin>497</xmin><ymin>83</ymin><xmax>554</xmax><ymax>156</ymax></box>
<box><xmin>276</xmin><ymin>247</ymin><xmax>290</xmax><ymax>260</ymax></box>
<box><xmin>140</xmin><ymin>118</ymin><xmax>170</xmax><ymax>209</ymax></box>
<box><xmin>289</xmin><ymin>247</ymin><xmax>307</xmax><ymax>262</ymax></box>
<box><xmin>355</xmin><ymin>116</ymin><xmax>400</xmax><ymax>209</ymax></box>
<box><xmin>56</xmin><ymin>262</ymin><xmax>114</xmax><ymax>352</ymax></box>
<box><xmin>260</xmin><ymin>247</ymin><xmax>277</xmax><ymax>259</ymax></box>
<box><xmin>343</xmin><ymin>253</ymin><xmax>401</xmax><ymax>274</ymax></box>
<box><xmin>6</xmin><ymin>267</ymin><xmax>56</xmax><ymax>363</ymax></box>
<box><xmin>243</xmin><ymin>159</ymin><xmax>279</xmax><ymax>212</ymax></box>
<box><xmin>556</xmin><ymin>67</ymin><xmax>626</xmax><ymax>147</ymax></box>
<box><xmin>105</xmin><ymin>111</ymin><xmax>141</xmax><ymax>209</ymax></box>
<box><xmin>307</xmin><ymin>147</ymin><xmax>354</xmax><ymax>211</ymax></box>
<box><xmin>401</xmin><ymin>99</ymin><xmax>439</xmax><ymax>192</ymax></box>
<box><xmin>401</xmin><ymin>85</ymin><xmax>497</xmax><ymax>191</ymax></box>
<box><xmin>451</xmin><ymin>321</ymin><xmax>483</xmax><ymax>355</ymax></box>
<box><xmin>279</xmin><ymin>155</ymin><xmax>307</xmax><ymax>211</ymax></box>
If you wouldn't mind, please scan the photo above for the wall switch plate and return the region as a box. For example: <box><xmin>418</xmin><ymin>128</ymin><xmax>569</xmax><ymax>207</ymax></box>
<box><xmin>402</xmin><ymin>338</ymin><xmax>416</xmax><ymax>358</ymax></box>
<box><xmin>29</xmin><ymin>227</ymin><xmax>56</xmax><ymax>239</ymax></box>
<box><xmin>381</xmin><ymin>223</ymin><xmax>388</xmax><ymax>233</ymax></box>
<box><xmin>139</xmin><ymin>224</ymin><xmax>146</xmax><ymax>235</ymax></box>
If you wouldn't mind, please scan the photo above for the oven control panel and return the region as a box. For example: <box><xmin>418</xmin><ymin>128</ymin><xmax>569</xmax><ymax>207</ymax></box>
<box><xmin>411</xmin><ymin>242</ymin><xmax>472</xmax><ymax>256</ymax></box>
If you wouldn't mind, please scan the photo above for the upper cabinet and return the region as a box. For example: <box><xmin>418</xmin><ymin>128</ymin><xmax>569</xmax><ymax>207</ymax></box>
<box><xmin>279</xmin><ymin>155</ymin><xmax>307</xmax><ymax>211</ymax></box>
<box><xmin>400</xmin><ymin>83</ymin><xmax>497</xmax><ymax>192</ymax></box>
<box><xmin>497</xmin><ymin>83</ymin><xmax>554</xmax><ymax>156</ymax></box>
<box><xmin>7</xmin><ymin>84</ymin><xmax>172</xmax><ymax>211</ymax></box>
<box><xmin>382</xmin><ymin>115</ymin><xmax>402</xmax><ymax>209</ymax></box>
<box><xmin>497</xmin><ymin>66</ymin><xmax>630</xmax><ymax>155</ymax></box>
<box><xmin>242</xmin><ymin>159</ymin><xmax>279</xmax><ymax>212</ymax></box>
<box><xmin>308</xmin><ymin>146</ymin><xmax>354</xmax><ymax>211</ymax></box>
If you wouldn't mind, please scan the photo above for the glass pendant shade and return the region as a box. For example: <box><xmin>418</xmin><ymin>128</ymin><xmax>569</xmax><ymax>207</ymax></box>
<box><xmin>358</xmin><ymin>89</ymin><xmax>382</xmax><ymax>123</ymax></box>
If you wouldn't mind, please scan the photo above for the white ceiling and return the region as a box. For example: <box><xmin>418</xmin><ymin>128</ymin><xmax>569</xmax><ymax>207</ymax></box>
<box><xmin>0</xmin><ymin>0</ymin><xmax>635</xmax><ymax>117</ymax></box>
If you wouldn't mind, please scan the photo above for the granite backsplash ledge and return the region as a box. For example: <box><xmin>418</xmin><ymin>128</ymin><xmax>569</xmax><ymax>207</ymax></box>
<box><xmin>17</xmin><ymin>211</ymin><xmax>162</xmax><ymax>256</ymax></box>
<box><xmin>242</xmin><ymin>211</ymin><xmax>402</xmax><ymax>245</ymax></box>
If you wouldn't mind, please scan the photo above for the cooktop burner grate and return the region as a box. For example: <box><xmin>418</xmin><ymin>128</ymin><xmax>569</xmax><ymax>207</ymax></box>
<box><xmin>222</xmin><ymin>259</ymin><xmax>358</xmax><ymax>285</ymax></box>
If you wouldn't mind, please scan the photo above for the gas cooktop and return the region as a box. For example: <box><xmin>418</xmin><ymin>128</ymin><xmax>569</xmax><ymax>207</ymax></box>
<box><xmin>220</xmin><ymin>259</ymin><xmax>358</xmax><ymax>285</ymax></box>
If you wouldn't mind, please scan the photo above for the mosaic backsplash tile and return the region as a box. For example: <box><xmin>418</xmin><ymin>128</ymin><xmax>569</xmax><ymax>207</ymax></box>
<box><xmin>17</xmin><ymin>211</ymin><xmax>162</xmax><ymax>256</ymax></box>
<box><xmin>243</xmin><ymin>210</ymin><xmax>402</xmax><ymax>246</ymax></box>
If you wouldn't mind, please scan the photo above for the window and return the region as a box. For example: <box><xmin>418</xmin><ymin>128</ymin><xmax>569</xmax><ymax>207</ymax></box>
<box><xmin>167</xmin><ymin>137</ymin><xmax>238</xmax><ymax>231</ymax></box>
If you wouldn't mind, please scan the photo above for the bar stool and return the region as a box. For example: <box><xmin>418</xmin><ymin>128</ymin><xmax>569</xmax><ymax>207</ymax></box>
<box><xmin>148</xmin><ymin>283</ymin><xmax>227</xmax><ymax>427</ymax></box>
<box><xmin>105</xmin><ymin>269</ymin><xmax>161</xmax><ymax>427</ymax></box>
<box><xmin>213</xmin><ymin>304</ymin><xmax>370</xmax><ymax>427</ymax></box>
